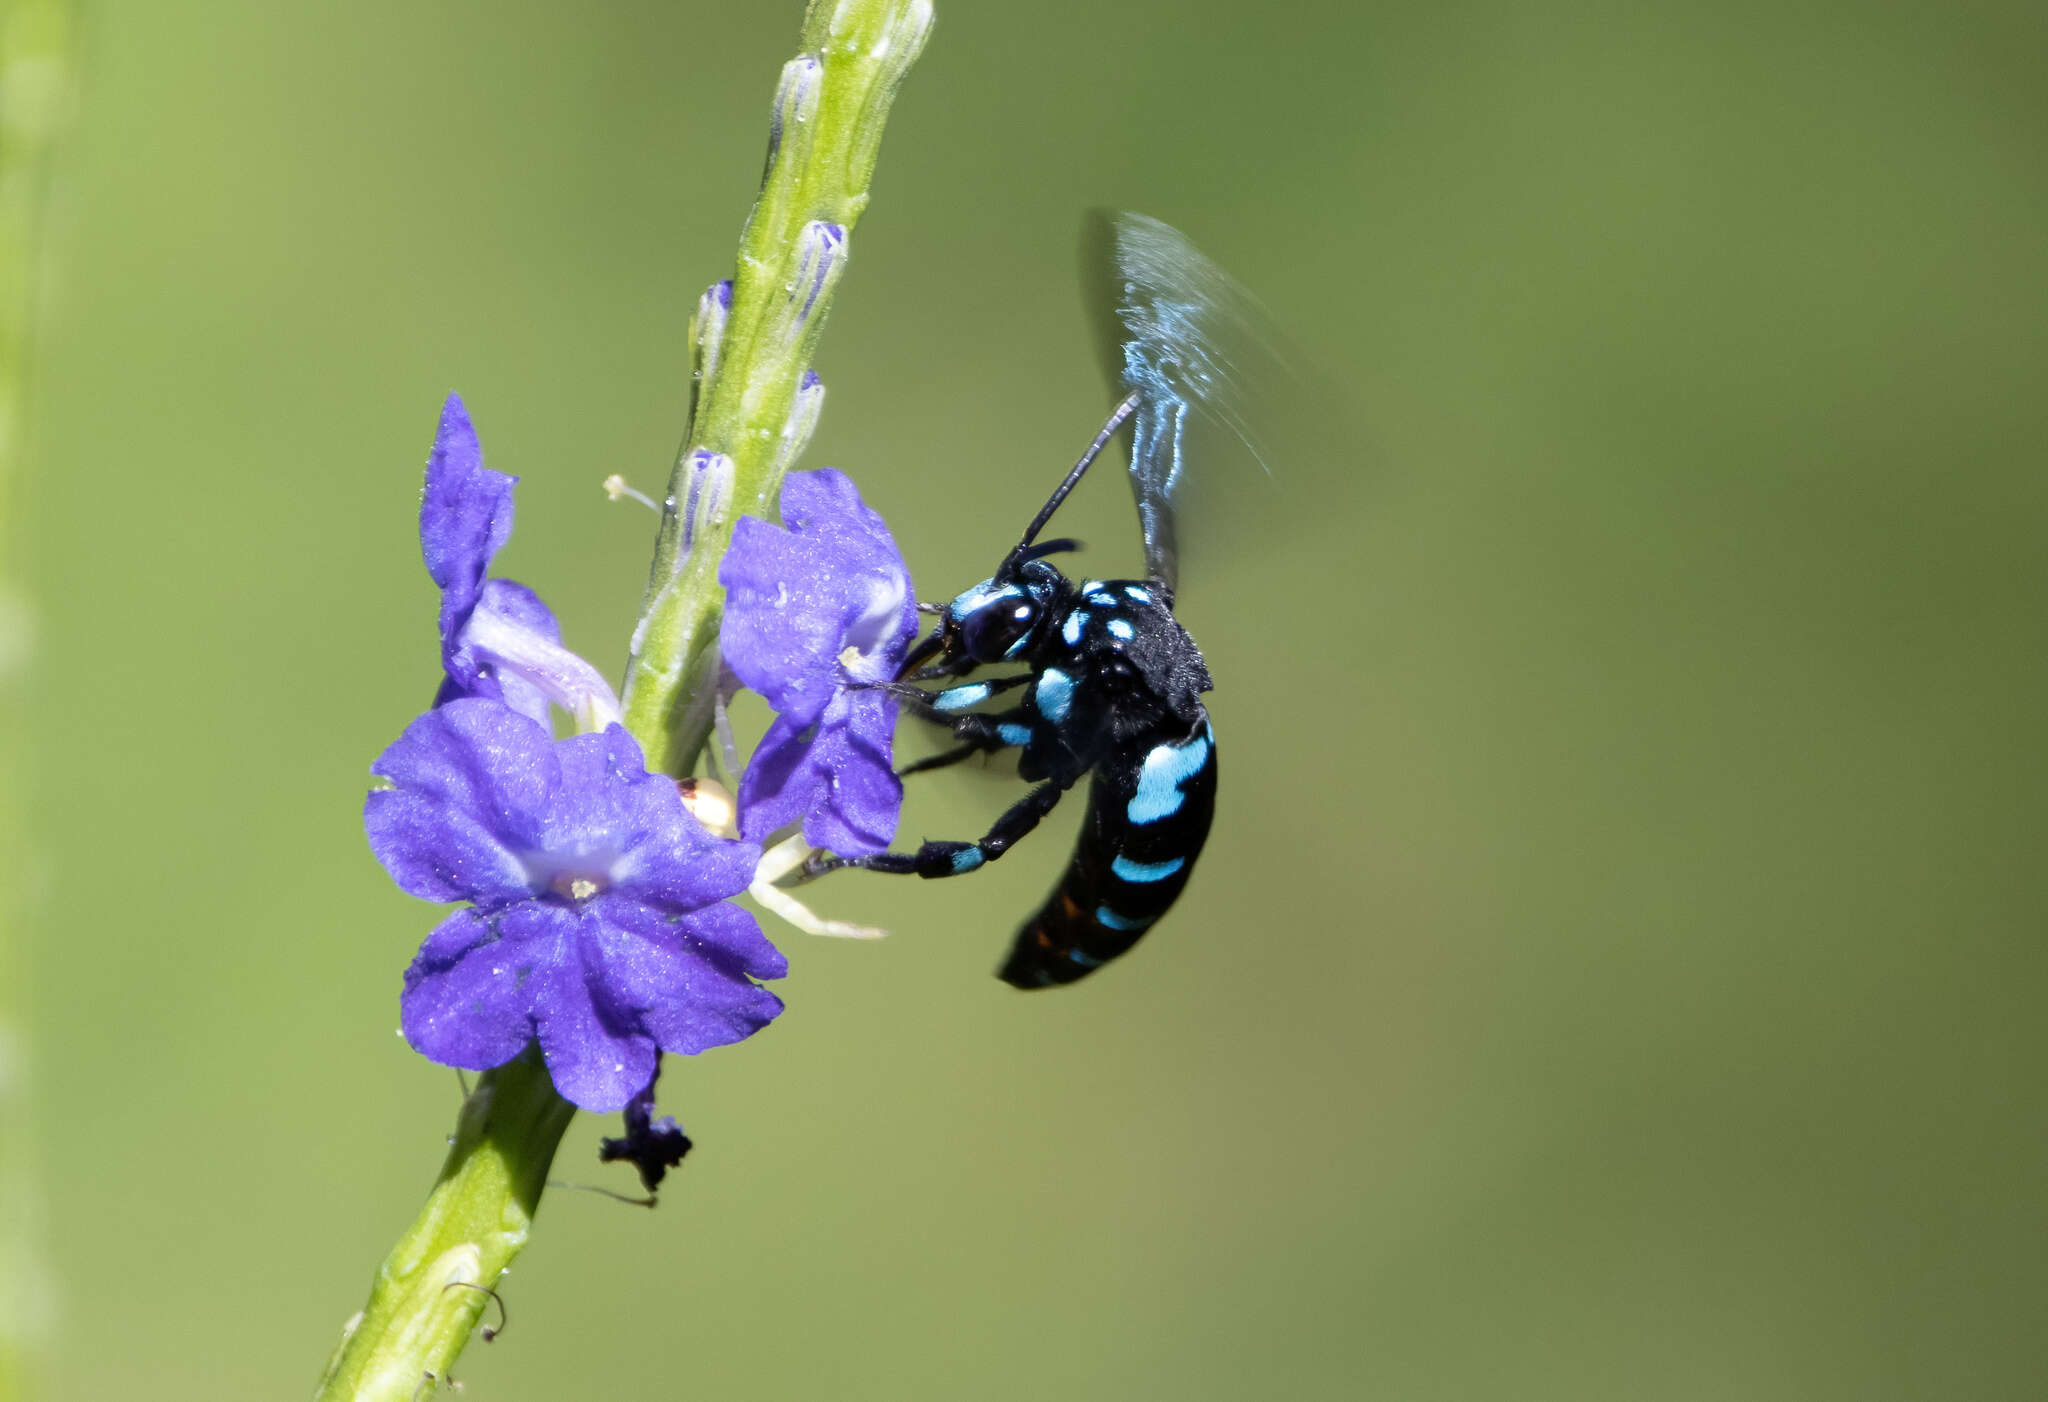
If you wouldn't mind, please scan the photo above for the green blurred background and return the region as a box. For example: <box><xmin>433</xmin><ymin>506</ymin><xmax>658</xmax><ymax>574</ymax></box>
<box><xmin>9</xmin><ymin>0</ymin><xmax>2047</xmax><ymax>1396</ymax></box>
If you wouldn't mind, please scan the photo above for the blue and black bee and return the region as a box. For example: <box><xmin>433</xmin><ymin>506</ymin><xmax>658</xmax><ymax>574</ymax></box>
<box><xmin>808</xmin><ymin>213</ymin><xmax>1266</xmax><ymax>987</ymax></box>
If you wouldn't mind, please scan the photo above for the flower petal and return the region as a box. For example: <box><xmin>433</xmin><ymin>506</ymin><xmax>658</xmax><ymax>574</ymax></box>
<box><xmin>420</xmin><ymin>395</ymin><xmax>516</xmax><ymax>650</ymax></box>
<box><xmin>365</xmin><ymin>700</ymin><xmax>557</xmax><ymax>903</ymax></box>
<box><xmin>736</xmin><ymin>693</ymin><xmax>901</xmax><ymax>857</ymax></box>
<box><xmin>472</xmin><ymin>576</ymin><xmax>559</xmax><ymax>640</ymax></box>
<box><xmin>462</xmin><ymin>579</ymin><xmax>621</xmax><ymax>730</ymax></box>
<box><xmin>399</xmin><ymin>907</ymin><xmax>540</xmax><ymax>1071</ymax></box>
<box><xmin>719</xmin><ymin>470</ymin><xmax>916</xmax><ymax>714</ymax></box>
<box><xmin>530</xmin><ymin>905</ymin><xmax>660</xmax><ymax>1112</ymax></box>
<box><xmin>531</xmin><ymin>726</ymin><xmax>761</xmax><ymax>909</ymax></box>
<box><xmin>601</xmin><ymin>893</ymin><xmax>789</xmax><ymax>983</ymax></box>
<box><xmin>734</xmin><ymin>712</ymin><xmax>820</xmax><ymax>845</ymax></box>
<box><xmin>798</xmin><ymin>690</ymin><xmax>903</xmax><ymax>857</ymax></box>
<box><xmin>718</xmin><ymin>515</ymin><xmax>849</xmax><ymax>724</ymax></box>
<box><xmin>591</xmin><ymin>897</ymin><xmax>786</xmax><ymax>1056</ymax></box>
<box><xmin>779</xmin><ymin>469</ymin><xmax>917</xmax><ymax>672</ymax></box>
<box><xmin>721</xmin><ymin>469</ymin><xmax>916</xmax><ymax>852</ymax></box>
<box><xmin>678</xmin><ymin>899</ymin><xmax>791</xmax><ymax>982</ymax></box>
<box><xmin>434</xmin><ymin>579</ymin><xmax>558</xmax><ymax>723</ymax></box>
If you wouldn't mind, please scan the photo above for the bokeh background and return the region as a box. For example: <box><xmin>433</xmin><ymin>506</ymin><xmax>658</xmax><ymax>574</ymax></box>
<box><xmin>9</xmin><ymin>0</ymin><xmax>2047</xmax><ymax>1397</ymax></box>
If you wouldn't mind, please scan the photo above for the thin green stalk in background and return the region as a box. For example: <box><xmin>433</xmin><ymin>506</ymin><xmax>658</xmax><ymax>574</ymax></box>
<box><xmin>313</xmin><ymin>3</ymin><xmax>931</xmax><ymax>1397</ymax></box>
<box><xmin>0</xmin><ymin>3</ymin><xmax>74</xmax><ymax>1397</ymax></box>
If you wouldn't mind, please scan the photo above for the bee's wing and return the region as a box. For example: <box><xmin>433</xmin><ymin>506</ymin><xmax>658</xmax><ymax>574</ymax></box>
<box><xmin>1083</xmin><ymin>211</ymin><xmax>1290</xmax><ymax>600</ymax></box>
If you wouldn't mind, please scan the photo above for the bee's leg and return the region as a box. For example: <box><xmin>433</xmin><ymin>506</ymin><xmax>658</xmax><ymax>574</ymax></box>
<box><xmin>897</xmin><ymin>743</ymin><xmax>984</xmax><ymax>778</ymax></box>
<box><xmin>805</xmin><ymin>779</ymin><xmax>1069</xmax><ymax>880</ymax></box>
<box><xmin>855</xmin><ymin>673</ymin><xmax>1032</xmax><ymax>723</ymax></box>
<box><xmin>876</xmin><ymin>691</ymin><xmax>1041</xmax><ymax>780</ymax></box>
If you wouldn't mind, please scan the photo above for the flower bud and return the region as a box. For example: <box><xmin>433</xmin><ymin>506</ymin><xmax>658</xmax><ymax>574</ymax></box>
<box><xmin>760</xmin><ymin>221</ymin><xmax>846</xmax><ymax>357</ymax></box>
<box><xmin>690</xmin><ymin>278</ymin><xmax>733</xmax><ymax>398</ymax></box>
<box><xmin>762</xmin><ymin>53</ymin><xmax>822</xmax><ymax>180</ymax></box>
<box><xmin>675</xmin><ymin>446</ymin><xmax>737</xmax><ymax>554</ymax></box>
<box><xmin>772</xmin><ymin>370</ymin><xmax>826</xmax><ymax>480</ymax></box>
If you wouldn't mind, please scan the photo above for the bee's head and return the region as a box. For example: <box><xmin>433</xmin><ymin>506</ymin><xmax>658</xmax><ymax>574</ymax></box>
<box><xmin>899</xmin><ymin>544</ymin><xmax>1079</xmax><ymax>679</ymax></box>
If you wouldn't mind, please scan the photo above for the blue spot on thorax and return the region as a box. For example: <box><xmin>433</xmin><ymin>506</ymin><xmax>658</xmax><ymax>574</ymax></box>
<box><xmin>1106</xmin><ymin>618</ymin><xmax>1135</xmax><ymax>641</ymax></box>
<box><xmin>1062</xmin><ymin>610</ymin><xmax>1088</xmax><ymax>645</ymax></box>
<box><xmin>1035</xmin><ymin>668</ymin><xmax>1075</xmax><ymax>723</ymax></box>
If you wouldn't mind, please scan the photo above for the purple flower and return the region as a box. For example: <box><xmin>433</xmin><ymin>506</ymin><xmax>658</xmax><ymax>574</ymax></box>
<box><xmin>367</xmin><ymin>698</ymin><xmax>785</xmax><ymax>1112</ymax></box>
<box><xmin>719</xmin><ymin>469</ymin><xmax>916</xmax><ymax>857</ymax></box>
<box><xmin>421</xmin><ymin>394</ymin><xmax>621</xmax><ymax>731</ymax></box>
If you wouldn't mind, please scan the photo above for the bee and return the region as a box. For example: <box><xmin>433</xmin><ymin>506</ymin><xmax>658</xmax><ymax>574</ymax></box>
<box><xmin>812</xmin><ymin>213</ymin><xmax>1271</xmax><ymax>987</ymax></box>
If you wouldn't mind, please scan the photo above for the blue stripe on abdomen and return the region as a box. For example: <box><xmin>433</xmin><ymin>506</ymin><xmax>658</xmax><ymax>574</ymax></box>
<box><xmin>1128</xmin><ymin>726</ymin><xmax>1212</xmax><ymax>825</ymax></box>
<box><xmin>1111</xmin><ymin>854</ymin><xmax>1185</xmax><ymax>882</ymax></box>
<box><xmin>998</xmin><ymin>715</ymin><xmax>1217</xmax><ymax>990</ymax></box>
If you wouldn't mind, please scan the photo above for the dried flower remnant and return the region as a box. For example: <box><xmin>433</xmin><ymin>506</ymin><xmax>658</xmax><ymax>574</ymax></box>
<box><xmin>598</xmin><ymin>1076</ymin><xmax>694</xmax><ymax>1193</ymax></box>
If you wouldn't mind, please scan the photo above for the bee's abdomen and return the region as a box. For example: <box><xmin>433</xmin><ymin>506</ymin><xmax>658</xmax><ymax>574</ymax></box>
<box><xmin>998</xmin><ymin>715</ymin><xmax>1216</xmax><ymax>988</ymax></box>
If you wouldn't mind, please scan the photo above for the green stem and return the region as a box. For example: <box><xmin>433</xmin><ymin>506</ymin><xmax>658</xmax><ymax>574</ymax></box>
<box><xmin>317</xmin><ymin>3</ymin><xmax>932</xmax><ymax>1395</ymax></box>
<box><xmin>621</xmin><ymin>0</ymin><xmax>933</xmax><ymax>776</ymax></box>
<box><xmin>314</xmin><ymin>1052</ymin><xmax>575</xmax><ymax>1402</ymax></box>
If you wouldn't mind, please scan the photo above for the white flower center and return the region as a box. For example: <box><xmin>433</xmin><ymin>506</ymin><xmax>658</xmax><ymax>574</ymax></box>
<box><xmin>549</xmin><ymin>873</ymin><xmax>608</xmax><ymax>902</ymax></box>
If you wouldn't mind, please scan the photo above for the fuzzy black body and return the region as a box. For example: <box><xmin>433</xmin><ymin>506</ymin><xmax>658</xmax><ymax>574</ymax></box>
<box><xmin>995</xmin><ymin>575</ymin><xmax>1217</xmax><ymax>987</ymax></box>
<box><xmin>811</xmin><ymin>212</ymin><xmax>1263</xmax><ymax>988</ymax></box>
<box><xmin>999</xmin><ymin>712</ymin><xmax>1216</xmax><ymax>987</ymax></box>
<box><xmin>816</xmin><ymin>561</ymin><xmax>1218</xmax><ymax>987</ymax></box>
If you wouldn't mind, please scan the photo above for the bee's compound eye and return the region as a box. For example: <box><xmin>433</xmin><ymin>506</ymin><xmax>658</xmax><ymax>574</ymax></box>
<box><xmin>961</xmin><ymin>596</ymin><xmax>1040</xmax><ymax>660</ymax></box>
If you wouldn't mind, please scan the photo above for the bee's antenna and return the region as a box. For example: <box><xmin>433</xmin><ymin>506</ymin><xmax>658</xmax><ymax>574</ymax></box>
<box><xmin>1002</xmin><ymin>392</ymin><xmax>1139</xmax><ymax>576</ymax></box>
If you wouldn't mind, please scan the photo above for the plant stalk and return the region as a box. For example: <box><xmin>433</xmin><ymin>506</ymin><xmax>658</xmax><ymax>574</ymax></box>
<box><xmin>316</xmin><ymin>3</ymin><xmax>931</xmax><ymax>1394</ymax></box>
<box><xmin>313</xmin><ymin>1052</ymin><xmax>574</xmax><ymax>1402</ymax></box>
<box><xmin>621</xmin><ymin>0</ymin><xmax>933</xmax><ymax>776</ymax></box>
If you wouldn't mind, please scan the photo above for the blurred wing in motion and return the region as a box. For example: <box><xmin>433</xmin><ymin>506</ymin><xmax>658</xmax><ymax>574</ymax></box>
<box><xmin>1083</xmin><ymin>211</ymin><xmax>1291</xmax><ymax>599</ymax></box>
